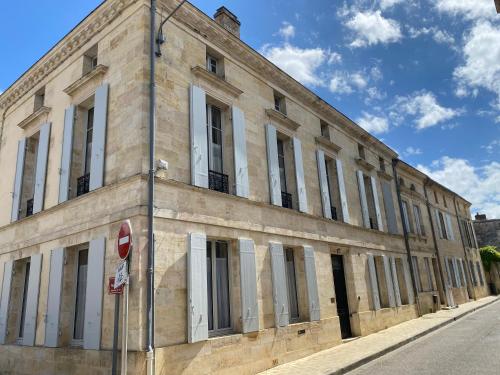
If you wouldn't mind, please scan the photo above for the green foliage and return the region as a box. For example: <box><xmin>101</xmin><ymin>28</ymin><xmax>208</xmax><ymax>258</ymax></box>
<box><xmin>479</xmin><ymin>246</ymin><xmax>500</xmax><ymax>272</ymax></box>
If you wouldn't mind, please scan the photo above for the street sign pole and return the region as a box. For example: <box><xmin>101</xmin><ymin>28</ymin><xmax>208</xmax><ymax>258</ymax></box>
<box><xmin>111</xmin><ymin>292</ymin><xmax>120</xmax><ymax>375</ymax></box>
<box><xmin>121</xmin><ymin>276</ymin><xmax>129</xmax><ymax>375</ymax></box>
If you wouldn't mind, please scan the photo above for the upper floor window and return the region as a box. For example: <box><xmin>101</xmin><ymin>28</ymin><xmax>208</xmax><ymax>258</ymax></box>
<box><xmin>378</xmin><ymin>157</ymin><xmax>385</xmax><ymax>172</ymax></box>
<box><xmin>402</xmin><ymin>200</ymin><xmax>414</xmax><ymax>233</ymax></box>
<box><xmin>412</xmin><ymin>204</ymin><xmax>425</xmax><ymax>236</ymax></box>
<box><xmin>34</xmin><ymin>87</ymin><xmax>45</xmax><ymax>112</ymax></box>
<box><xmin>443</xmin><ymin>195</ymin><xmax>447</xmax><ymax>208</ymax></box>
<box><xmin>206</xmin><ymin>47</ymin><xmax>224</xmax><ymax>78</ymax></box>
<box><xmin>206</xmin><ymin>103</ymin><xmax>229</xmax><ymax>194</ymax></box>
<box><xmin>207</xmin><ymin>54</ymin><xmax>219</xmax><ymax>74</ymax></box>
<box><xmin>399</xmin><ymin>177</ymin><xmax>405</xmax><ymax>187</ymax></box>
<box><xmin>82</xmin><ymin>44</ymin><xmax>98</xmax><ymax>75</ymax></box>
<box><xmin>410</xmin><ymin>183</ymin><xmax>416</xmax><ymax>191</ymax></box>
<box><xmin>320</xmin><ymin>120</ymin><xmax>330</xmax><ymax>139</ymax></box>
<box><xmin>277</xmin><ymin>138</ymin><xmax>293</xmax><ymax>209</ymax></box>
<box><xmin>358</xmin><ymin>143</ymin><xmax>366</xmax><ymax>160</ymax></box>
<box><xmin>274</xmin><ymin>91</ymin><xmax>286</xmax><ymax>114</ymax></box>
<box><xmin>434</xmin><ymin>190</ymin><xmax>439</xmax><ymax>204</ymax></box>
<box><xmin>438</xmin><ymin>211</ymin><xmax>448</xmax><ymax>239</ymax></box>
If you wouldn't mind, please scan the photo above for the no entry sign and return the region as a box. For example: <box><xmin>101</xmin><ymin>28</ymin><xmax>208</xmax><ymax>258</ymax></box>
<box><xmin>117</xmin><ymin>220</ymin><xmax>132</xmax><ymax>259</ymax></box>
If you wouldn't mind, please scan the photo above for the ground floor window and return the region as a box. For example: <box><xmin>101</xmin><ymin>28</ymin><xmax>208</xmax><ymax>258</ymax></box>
<box><xmin>447</xmin><ymin>258</ymin><xmax>457</xmax><ymax>288</ymax></box>
<box><xmin>285</xmin><ymin>248</ymin><xmax>300</xmax><ymax>322</ymax></box>
<box><xmin>17</xmin><ymin>261</ymin><xmax>31</xmax><ymax>341</ymax></box>
<box><xmin>424</xmin><ymin>258</ymin><xmax>434</xmax><ymax>291</ymax></box>
<box><xmin>412</xmin><ymin>256</ymin><xmax>422</xmax><ymax>292</ymax></box>
<box><xmin>73</xmin><ymin>249</ymin><xmax>88</xmax><ymax>344</ymax></box>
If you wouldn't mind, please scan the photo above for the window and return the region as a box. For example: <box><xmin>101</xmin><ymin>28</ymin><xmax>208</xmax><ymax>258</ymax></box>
<box><xmin>438</xmin><ymin>212</ymin><xmax>448</xmax><ymax>239</ymax></box>
<box><xmin>277</xmin><ymin>138</ymin><xmax>293</xmax><ymax>209</ymax></box>
<box><xmin>395</xmin><ymin>258</ymin><xmax>410</xmax><ymax>305</ymax></box>
<box><xmin>83</xmin><ymin>44</ymin><xmax>98</xmax><ymax>75</ymax></box>
<box><xmin>379</xmin><ymin>157</ymin><xmax>386</xmax><ymax>172</ymax></box>
<box><xmin>402</xmin><ymin>200</ymin><xmax>413</xmax><ymax>233</ymax></box>
<box><xmin>424</xmin><ymin>258</ymin><xmax>434</xmax><ymax>291</ymax></box>
<box><xmin>476</xmin><ymin>262</ymin><xmax>484</xmax><ymax>286</ymax></box>
<box><xmin>320</xmin><ymin>121</ymin><xmax>330</xmax><ymax>139</ymax></box>
<box><xmin>206</xmin><ymin>240</ymin><xmax>231</xmax><ymax>333</ymax></box>
<box><xmin>325</xmin><ymin>158</ymin><xmax>340</xmax><ymax>221</ymax></box>
<box><xmin>443</xmin><ymin>196</ymin><xmax>447</xmax><ymax>208</ymax></box>
<box><xmin>363</xmin><ymin>174</ymin><xmax>379</xmax><ymax>230</ymax></box>
<box><xmin>469</xmin><ymin>260</ymin><xmax>477</xmax><ymax>286</ymax></box>
<box><xmin>17</xmin><ymin>261</ymin><xmax>31</xmax><ymax>341</ymax></box>
<box><xmin>412</xmin><ymin>256</ymin><xmax>422</xmax><ymax>292</ymax></box>
<box><xmin>73</xmin><ymin>249</ymin><xmax>88</xmax><ymax>344</ymax></box>
<box><xmin>206</xmin><ymin>54</ymin><xmax>218</xmax><ymax>74</ymax></box>
<box><xmin>447</xmin><ymin>258</ymin><xmax>457</xmax><ymax>288</ymax></box>
<box><xmin>76</xmin><ymin>107</ymin><xmax>94</xmax><ymax>197</ymax></box>
<box><xmin>207</xmin><ymin>104</ymin><xmax>223</xmax><ymax>174</ymax></box>
<box><xmin>434</xmin><ymin>190</ymin><xmax>439</xmax><ymax>204</ymax></box>
<box><xmin>410</xmin><ymin>184</ymin><xmax>416</xmax><ymax>191</ymax></box>
<box><xmin>285</xmin><ymin>248</ymin><xmax>300</xmax><ymax>322</ymax></box>
<box><xmin>274</xmin><ymin>91</ymin><xmax>286</xmax><ymax>114</ymax></box>
<box><xmin>358</xmin><ymin>143</ymin><xmax>366</xmax><ymax>160</ymax></box>
<box><xmin>34</xmin><ymin>87</ymin><xmax>45</xmax><ymax>112</ymax></box>
<box><xmin>413</xmin><ymin>204</ymin><xmax>425</xmax><ymax>236</ymax></box>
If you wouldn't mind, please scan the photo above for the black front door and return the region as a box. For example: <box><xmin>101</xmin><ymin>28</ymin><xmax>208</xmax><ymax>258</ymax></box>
<box><xmin>331</xmin><ymin>254</ymin><xmax>352</xmax><ymax>339</ymax></box>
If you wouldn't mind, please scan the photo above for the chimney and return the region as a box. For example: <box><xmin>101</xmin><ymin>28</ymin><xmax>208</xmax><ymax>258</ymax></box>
<box><xmin>214</xmin><ymin>6</ymin><xmax>241</xmax><ymax>38</ymax></box>
<box><xmin>475</xmin><ymin>213</ymin><xmax>487</xmax><ymax>221</ymax></box>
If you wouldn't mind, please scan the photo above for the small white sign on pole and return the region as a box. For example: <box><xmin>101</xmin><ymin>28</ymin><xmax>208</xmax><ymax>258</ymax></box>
<box><xmin>114</xmin><ymin>261</ymin><xmax>128</xmax><ymax>288</ymax></box>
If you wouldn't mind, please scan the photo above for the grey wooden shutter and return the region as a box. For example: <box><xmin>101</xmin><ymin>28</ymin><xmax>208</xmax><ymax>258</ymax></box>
<box><xmin>403</xmin><ymin>259</ymin><xmax>415</xmax><ymax>304</ymax></box>
<box><xmin>303</xmin><ymin>246</ymin><xmax>320</xmax><ymax>321</ymax></box>
<box><xmin>59</xmin><ymin>105</ymin><xmax>75</xmax><ymax>203</ymax></box>
<box><xmin>190</xmin><ymin>85</ymin><xmax>208</xmax><ymax>188</ymax></box>
<box><xmin>370</xmin><ymin>176</ymin><xmax>384</xmax><ymax>232</ymax></box>
<box><xmin>22</xmin><ymin>254</ymin><xmax>42</xmax><ymax>346</ymax></box>
<box><xmin>316</xmin><ymin>150</ymin><xmax>332</xmax><ymax>219</ymax></box>
<box><xmin>89</xmin><ymin>84</ymin><xmax>109</xmax><ymax>191</ymax></box>
<box><xmin>293</xmin><ymin>137</ymin><xmax>308</xmax><ymax>213</ymax></box>
<box><xmin>452</xmin><ymin>258</ymin><xmax>461</xmax><ymax>288</ymax></box>
<box><xmin>459</xmin><ymin>259</ymin><xmax>467</xmax><ymax>286</ymax></box>
<box><xmin>444</xmin><ymin>257</ymin><xmax>452</xmax><ymax>286</ymax></box>
<box><xmin>269</xmin><ymin>242</ymin><xmax>289</xmax><ymax>327</ymax></box>
<box><xmin>357</xmin><ymin>171</ymin><xmax>370</xmax><ymax>228</ymax></box>
<box><xmin>382</xmin><ymin>255</ymin><xmax>396</xmax><ymax>307</ymax></box>
<box><xmin>45</xmin><ymin>248</ymin><xmax>64</xmax><ymax>347</ymax></box>
<box><xmin>239</xmin><ymin>239</ymin><xmax>259</xmax><ymax>333</ymax></box>
<box><xmin>470</xmin><ymin>222</ymin><xmax>478</xmax><ymax>248</ymax></box>
<box><xmin>336</xmin><ymin>159</ymin><xmax>350</xmax><ymax>223</ymax></box>
<box><xmin>390</xmin><ymin>256</ymin><xmax>402</xmax><ymax>307</ymax></box>
<box><xmin>0</xmin><ymin>261</ymin><xmax>13</xmax><ymax>344</ymax></box>
<box><xmin>435</xmin><ymin>209</ymin><xmax>443</xmax><ymax>239</ymax></box>
<box><xmin>83</xmin><ymin>237</ymin><xmax>106</xmax><ymax>350</ymax></box>
<box><xmin>232</xmin><ymin>107</ymin><xmax>249</xmax><ymax>198</ymax></box>
<box><xmin>33</xmin><ymin>123</ymin><xmax>51</xmax><ymax>214</ymax></box>
<box><xmin>11</xmin><ymin>138</ymin><xmax>26</xmax><ymax>222</ymax></box>
<box><xmin>265</xmin><ymin>124</ymin><xmax>282</xmax><ymax>206</ymax></box>
<box><xmin>445</xmin><ymin>214</ymin><xmax>454</xmax><ymax>240</ymax></box>
<box><xmin>381</xmin><ymin>181</ymin><xmax>398</xmax><ymax>234</ymax></box>
<box><xmin>367</xmin><ymin>254</ymin><xmax>381</xmax><ymax>310</ymax></box>
<box><xmin>188</xmin><ymin>233</ymin><xmax>208</xmax><ymax>343</ymax></box>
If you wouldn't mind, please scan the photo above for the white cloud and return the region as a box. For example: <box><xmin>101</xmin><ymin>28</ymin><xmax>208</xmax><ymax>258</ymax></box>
<box><xmin>345</xmin><ymin>10</ymin><xmax>402</xmax><ymax>48</ymax></box>
<box><xmin>328</xmin><ymin>66</ymin><xmax>384</xmax><ymax>98</ymax></box>
<box><xmin>417</xmin><ymin>157</ymin><xmax>500</xmax><ymax>219</ymax></box>
<box><xmin>327</xmin><ymin>52</ymin><xmax>342</xmax><ymax>65</ymax></box>
<box><xmin>356</xmin><ymin>112</ymin><xmax>390</xmax><ymax>134</ymax></box>
<box><xmin>435</xmin><ymin>0</ymin><xmax>495</xmax><ymax>21</ymax></box>
<box><xmin>391</xmin><ymin>90</ymin><xmax>463</xmax><ymax>129</ymax></box>
<box><xmin>403</xmin><ymin>146</ymin><xmax>423</xmax><ymax>156</ymax></box>
<box><xmin>278</xmin><ymin>22</ymin><xmax>295</xmax><ymax>40</ymax></box>
<box><xmin>481</xmin><ymin>139</ymin><xmax>500</xmax><ymax>154</ymax></box>
<box><xmin>408</xmin><ymin>26</ymin><xmax>455</xmax><ymax>46</ymax></box>
<box><xmin>380</xmin><ymin>0</ymin><xmax>404</xmax><ymax>10</ymax></box>
<box><xmin>433</xmin><ymin>29</ymin><xmax>455</xmax><ymax>45</ymax></box>
<box><xmin>454</xmin><ymin>22</ymin><xmax>500</xmax><ymax>108</ymax></box>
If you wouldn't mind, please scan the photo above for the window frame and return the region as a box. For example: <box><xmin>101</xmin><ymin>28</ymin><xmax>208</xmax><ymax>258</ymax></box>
<box><xmin>411</xmin><ymin>256</ymin><xmax>422</xmax><ymax>292</ymax></box>
<box><xmin>412</xmin><ymin>204</ymin><xmax>425</xmax><ymax>236</ymax></box>
<box><xmin>424</xmin><ymin>257</ymin><xmax>434</xmax><ymax>291</ymax></box>
<box><xmin>402</xmin><ymin>200</ymin><xmax>413</xmax><ymax>234</ymax></box>
<box><xmin>82</xmin><ymin>107</ymin><xmax>95</xmax><ymax>177</ymax></box>
<box><xmin>206</xmin><ymin>103</ymin><xmax>224</xmax><ymax>174</ymax></box>
<box><xmin>284</xmin><ymin>248</ymin><xmax>300</xmax><ymax>323</ymax></box>
<box><xmin>16</xmin><ymin>260</ymin><xmax>31</xmax><ymax>344</ymax></box>
<box><xmin>206</xmin><ymin>54</ymin><xmax>219</xmax><ymax>75</ymax></box>
<box><xmin>70</xmin><ymin>245</ymin><xmax>89</xmax><ymax>347</ymax></box>
<box><xmin>438</xmin><ymin>212</ymin><xmax>448</xmax><ymax>239</ymax></box>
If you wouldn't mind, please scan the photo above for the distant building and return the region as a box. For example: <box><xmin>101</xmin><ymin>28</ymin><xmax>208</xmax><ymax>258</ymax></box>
<box><xmin>474</xmin><ymin>214</ymin><xmax>500</xmax><ymax>248</ymax></box>
<box><xmin>496</xmin><ymin>0</ymin><xmax>500</xmax><ymax>13</ymax></box>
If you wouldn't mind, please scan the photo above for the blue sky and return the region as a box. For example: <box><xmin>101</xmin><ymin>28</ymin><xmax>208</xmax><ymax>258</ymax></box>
<box><xmin>1</xmin><ymin>0</ymin><xmax>499</xmax><ymax>217</ymax></box>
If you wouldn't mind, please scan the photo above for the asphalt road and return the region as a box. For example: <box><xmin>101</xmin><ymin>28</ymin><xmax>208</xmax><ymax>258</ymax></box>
<box><xmin>349</xmin><ymin>300</ymin><xmax>500</xmax><ymax>375</ymax></box>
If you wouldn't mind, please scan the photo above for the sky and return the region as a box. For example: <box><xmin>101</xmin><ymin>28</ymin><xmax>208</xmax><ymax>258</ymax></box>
<box><xmin>0</xmin><ymin>0</ymin><xmax>499</xmax><ymax>218</ymax></box>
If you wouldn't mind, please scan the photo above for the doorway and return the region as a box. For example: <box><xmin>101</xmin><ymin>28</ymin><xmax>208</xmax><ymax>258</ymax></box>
<box><xmin>331</xmin><ymin>254</ymin><xmax>352</xmax><ymax>339</ymax></box>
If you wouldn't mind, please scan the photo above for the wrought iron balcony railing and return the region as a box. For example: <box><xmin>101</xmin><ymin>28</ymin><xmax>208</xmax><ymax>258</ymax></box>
<box><xmin>77</xmin><ymin>173</ymin><xmax>90</xmax><ymax>197</ymax></box>
<box><xmin>26</xmin><ymin>198</ymin><xmax>34</xmax><ymax>217</ymax></box>
<box><xmin>208</xmin><ymin>170</ymin><xmax>229</xmax><ymax>194</ymax></box>
<box><xmin>281</xmin><ymin>191</ymin><xmax>293</xmax><ymax>209</ymax></box>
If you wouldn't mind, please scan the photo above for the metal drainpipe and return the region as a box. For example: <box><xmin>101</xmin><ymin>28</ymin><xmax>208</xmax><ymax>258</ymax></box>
<box><xmin>423</xmin><ymin>179</ymin><xmax>450</xmax><ymax>307</ymax></box>
<box><xmin>452</xmin><ymin>196</ymin><xmax>476</xmax><ymax>300</ymax></box>
<box><xmin>392</xmin><ymin>159</ymin><xmax>421</xmax><ymax>317</ymax></box>
<box><xmin>146</xmin><ymin>0</ymin><xmax>156</xmax><ymax>374</ymax></box>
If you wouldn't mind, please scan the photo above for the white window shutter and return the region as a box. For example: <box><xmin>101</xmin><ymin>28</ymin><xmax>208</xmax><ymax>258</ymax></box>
<box><xmin>303</xmin><ymin>246</ymin><xmax>320</xmax><ymax>321</ymax></box>
<box><xmin>45</xmin><ymin>248</ymin><xmax>64</xmax><ymax>347</ymax></box>
<box><xmin>190</xmin><ymin>85</ymin><xmax>208</xmax><ymax>188</ymax></box>
<box><xmin>444</xmin><ymin>257</ymin><xmax>452</xmax><ymax>286</ymax></box>
<box><xmin>265</xmin><ymin>124</ymin><xmax>282</xmax><ymax>206</ymax></box>
<box><xmin>367</xmin><ymin>254</ymin><xmax>381</xmax><ymax>310</ymax></box>
<box><xmin>83</xmin><ymin>237</ymin><xmax>106</xmax><ymax>350</ymax></box>
<box><xmin>390</xmin><ymin>256</ymin><xmax>402</xmax><ymax>307</ymax></box>
<box><xmin>22</xmin><ymin>254</ymin><xmax>42</xmax><ymax>346</ymax></box>
<box><xmin>269</xmin><ymin>242</ymin><xmax>289</xmax><ymax>327</ymax></box>
<box><xmin>0</xmin><ymin>261</ymin><xmax>14</xmax><ymax>344</ymax></box>
<box><xmin>293</xmin><ymin>137</ymin><xmax>308</xmax><ymax>213</ymax></box>
<box><xmin>403</xmin><ymin>259</ymin><xmax>415</xmax><ymax>304</ymax></box>
<box><xmin>459</xmin><ymin>259</ymin><xmax>467</xmax><ymax>286</ymax></box>
<box><xmin>336</xmin><ymin>159</ymin><xmax>350</xmax><ymax>223</ymax></box>
<box><xmin>382</xmin><ymin>255</ymin><xmax>395</xmax><ymax>307</ymax></box>
<box><xmin>435</xmin><ymin>209</ymin><xmax>443</xmax><ymax>239</ymax></box>
<box><xmin>316</xmin><ymin>150</ymin><xmax>332</xmax><ymax>219</ymax></box>
<box><xmin>33</xmin><ymin>123</ymin><xmax>51</xmax><ymax>214</ymax></box>
<box><xmin>239</xmin><ymin>239</ymin><xmax>259</xmax><ymax>333</ymax></box>
<box><xmin>232</xmin><ymin>107</ymin><xmax>249</xmax><ymax>198</ymax></box>
<box><xmin>370</xmin><ymin>176</ymin><xmax>384</xmax><ymax>232</ymax></box>
<box><xmin>470</xmin><ymin>222</ymin><xmax>478</xmax><ymax>248</ymax></box>
<box><xmin>357</xmin><ymin>171</ymin><xmax>370</xmax><ymax>228</ymax></box>
<box><xmin>11</xmin><ymin>138</ymin><xmax>26</xmax><ymax>222</ymax></box>
<box><xmin>59</xmin><ymin>106</ymin><xmax>75</xmax><ymax>203</ymax></box>
<box><xmin>188</xmin><ymin>233</ymin><xmax>208</xmax><ymax>343</ymax></box>
<box><xmin>381</xmin><ymin>181</ymin><xmax>398</xmax><ymax>234</ymax></box>
<box><xmin>452</xmin><ymin>258</ymin><xmax>461</xmax><ymax>288</ymax></box>
<box><xmin>445</xmin><ymin>214</ymin><xmax>454</xmax><ymax>240</ymax></box>
<box><xmin>89</xmin><ymin>84</ymin><xmax>109</xmax><ymax>191</ymax></box>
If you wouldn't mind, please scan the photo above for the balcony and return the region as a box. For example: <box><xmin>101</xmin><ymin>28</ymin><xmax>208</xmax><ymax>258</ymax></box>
<box><xmin>209</xmin><ymin>170</ymin><xmax>229</xmax><ymax>194</ymax></box>
<box><xmin>26</xmin><ymin>198</ymin><xmax>34</xmax><ymax>217</ymax></box>
<box><xmin>77</xmin><ymin>174</ymin><xmax>90</xmax><ymax>197</ymax></box>
<box><xmin>281</xmin><ymin>191</ymin><xmax>293</xmax><ymax>209</ymax></box>
<box><xmin>331</xmin><ymin>206</ymin><xmax>338</xmax><ymax>221</ymax></box>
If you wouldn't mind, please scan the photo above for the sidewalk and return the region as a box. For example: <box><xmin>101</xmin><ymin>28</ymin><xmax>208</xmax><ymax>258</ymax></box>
<box><xmin>260</xmin><ymin>296</ymin><xmax>500</xmax><ymax>375</ymax></box>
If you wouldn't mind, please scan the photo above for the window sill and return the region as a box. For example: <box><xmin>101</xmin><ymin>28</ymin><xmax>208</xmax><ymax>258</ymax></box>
<box><xmin>377</xmin><ymin>170</ymin><xmax>393</xmax><ymax>181</ymax></box>
<box><xmin>355</xmin><ymin>157</ymin><xmax>375</xmax><ymax>171</ymax></box>
<box><xmin>17</xmin><ymin>106</ymin><xmax>51</xmax><ymax>130</ymax></box>
<box><xmin>63</xmin><ymin>64</ymin><xmax>108</xmax><ymax>96</ymax></box>
<box><xmin>265</xmin><ymin>108</ymin><xmax>301</xmax><ymax>132</ymax></box>
<box><xmin>315</xmin><ymin>135</ymin><xmax>342</xmax><ymax>154</ymax></box>
<box><xmin>400</xmin><ymin>185</ymin><xmax>424</xmax><ymax>200</ymax></box>
<box><xmin>191</xmin><ymin>65</ymin><xmax>243</xmax><ymax>98</ymax></box>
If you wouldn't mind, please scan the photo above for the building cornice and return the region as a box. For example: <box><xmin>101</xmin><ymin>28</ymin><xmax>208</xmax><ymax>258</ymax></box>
<box><xmin>0</xmin><ymin>0</ymin><xmax>137</xmax><ymax>111</ymax></box>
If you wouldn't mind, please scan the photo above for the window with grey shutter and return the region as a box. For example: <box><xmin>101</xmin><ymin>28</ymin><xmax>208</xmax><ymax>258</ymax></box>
<box><xmin>390</xmin><ymin>256</ymin><xmax>402</xmax><ymax>307</ymax></box>
<box><xmin>382</xmin><ymin>255</ymin><xmax>396</xmax><ymax>307</ymax></box>
<box><xmin>239</xmin><ymin>239</ymin><xmax>259</xmax><ymax>333</ymax></box>
<box><xmin>452</xmin><ymin>258</ymin><xmax>461</xmax><ymax>288</ymax></box>
<box><xmin>357</xmin><ymin>171</ymin><xmax>370</xmax><ymax>228</ymax></box>
<box><xmin>293</xmin><ymin>137</ymin><xmax>308</xmax><ymax>213</ymax></box>
<box><xmin>303</xmin><ymin>246</ymin><xmax>320</xmax><ymax>321</ymax></box>
<box><xmin>83</xmin><ymin>237</ymin><xmax>106</xmax><ymax>350</ymax></box>
<box><xmin>367</xmin><ymin>254</ymin><xmax>381</xmax><ymax>310</ymax></box>
<box><xmin>444</xmin><ymin>257</ymin><xmax>452</xmax><ymax>286</ymax></box>
<box><xmin>336</xmin><ymin>159</ymin><xmax>350</xmax><ymax>223</ymax></box>
<box><xmin>370</xmin><ymin>176</ymin><xmax>384</xmax><ymax>232</ymax></box>
<box><xmin>22</xmin><ymin>254</ymin><xmax>42</xmax><ymax>346</ymax></box>
<box><xmin>45</xmin><ymin>248</ymin><xmax>64</xmax><ymax>347</ymax></box>
<box><xmin>316</xmin><ymin>150</ymin><xmax>332</xmax><ymax>219</ymax></box>
<box><xmin>190</xmin><ymin>85</ymin><xmax>209</xmax><ymax>188</ymax></box>
<box><xmin>188</xmin><ymin>233</ymin><xmax>208</xmax><ymax>342</ymax></box>
<box><xmin>89</xmin><ymin>84</ymin><xmax>108</xmax><ymax>191</ymax></box>
<box><xmin>403</xmin><ymin>259</ymin><xmax>415</xmax><ymax>304</ymax></box>
<box><xmin>459</xmin><ymin>259</ymin><xmax>467</xmax><ymax>286</ymax></box>
<box><xmin>0</xmin><ymin>261</ymin><xmax>14</xmax><ymax>344</ymax></box>
<box><xmin>265</xmin><ymin>125</ymin><xmax>282</xmax><ymax>206</ymax></box>
<box><xmin>232</xmin><ymin>107</ymin><xmax>249</xmax><ymax>198</ymax></box>
<box><xmin>269</xmin><ymin>242</ymin><xmax>289</xmax><ymax>327</ymax></box>
<box><xmin>445</xmin><ymin>214</ymin><xmax>455</xmax><ymax>241</ymax></box>
<box><xmin>59</xmin><ymin>106</ymin><xmax>75</xmax><ymax>203</ymax></box>
<box><xmin>435</xmin><ymin>209</ymin><xmax>443</xmax><ymax>239</ymax></box>
<box><xmin>11</xmin><ymin>138</ymin><xmax>27</xmax><ymax>221</ymax></box>
<box><xmin>381</xmin><ymin>181</ymin><xmax>398</xmax><ymax>234</ymax></box>
<box><xmin>33</xmin><ymin>123</ymin><xmax>51</xmax><ymax>214</ymax></box>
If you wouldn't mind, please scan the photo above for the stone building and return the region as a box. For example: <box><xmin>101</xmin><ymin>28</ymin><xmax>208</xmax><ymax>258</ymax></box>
<box><xmin>474</xmin><ymin>214</ymin><xmax>500</xmax><ymax>249</ymax></box>
<box><xmin>0</xmin><ymin>1</ymin><xmax>490</xmax><ymax>374</ymax></box>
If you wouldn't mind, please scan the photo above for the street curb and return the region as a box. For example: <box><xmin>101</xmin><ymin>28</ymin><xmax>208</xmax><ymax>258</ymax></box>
<box><xmin>331</xmin><ymin>297</ymin><xmax>500</xmax><ymax>375</ymax></box>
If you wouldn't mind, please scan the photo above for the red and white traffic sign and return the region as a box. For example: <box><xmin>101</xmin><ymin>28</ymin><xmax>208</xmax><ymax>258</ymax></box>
<box><xmin>108</xmin><ymin>277</ymin><xmax>124</xmax><ymax>295</ymax></box>
<box><xmin>117</xmin><ymin>220</ymin><xmax>132</xmax><ymax>260</ymax></box>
